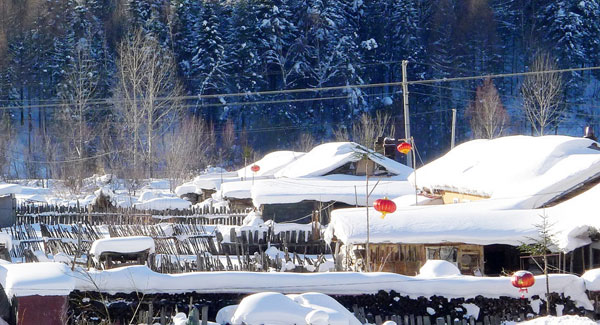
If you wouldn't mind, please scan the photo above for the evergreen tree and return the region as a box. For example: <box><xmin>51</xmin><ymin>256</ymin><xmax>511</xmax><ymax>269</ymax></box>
<box><xmin>171</xmin><ymin>0</ymin><xmax>203</xmax><ymax>86</ymax></box>
<box><xmin>223</xmin><ymin>0</ymin><xmax>270</xmax><ymax>123</ymax></box>
<box><xmin>189</xmin><ymin>0</ymin><xmax>227</xmax><ymax>120</ymax></box>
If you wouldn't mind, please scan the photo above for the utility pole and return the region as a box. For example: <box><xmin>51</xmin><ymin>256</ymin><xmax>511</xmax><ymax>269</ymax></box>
<box><xmin>402</xmin><ymin>60</ymin><xmax>412</xmax><ymax>168</ymax></box>
<box><xmin>451</xmin><ymin>108</ymin><xmax>457</xmax><ymax>149</ymax></box>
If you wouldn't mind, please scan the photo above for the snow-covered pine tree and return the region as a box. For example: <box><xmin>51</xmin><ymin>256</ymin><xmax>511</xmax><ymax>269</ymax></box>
<box><xmin>170</xmin><ymin>0</ymin><xmax>203</xmax><ymax>88</ymax></box>
<box><xmin>223</xmin><ymin>0</ymin><xmax>270</xmax><ymax>123</ymax></box>
<box><xmin>189</xmin><ymin>0</ymin><xmax>227</xmax><ymax>121</ymax></box>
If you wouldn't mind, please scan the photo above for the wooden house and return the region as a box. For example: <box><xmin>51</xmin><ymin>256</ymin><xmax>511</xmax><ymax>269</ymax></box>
<box><xmin>337</xmin><ymin>241</ymin><xmax>485</xmax><ymax>275</ymax></box>
<box><xmin>221</xmin><ymin>142</ymin><xmax>414</xmax><ymax>223</ymax></box>
<box><xmin>413</xmin><ymin>135</ymin><xmax>600</xmax><ymax>209</ymax></box>
<box><xmin>326</xmin><ymin>137</ymin><xmax>600</xmax><ymax>277</ymax></box>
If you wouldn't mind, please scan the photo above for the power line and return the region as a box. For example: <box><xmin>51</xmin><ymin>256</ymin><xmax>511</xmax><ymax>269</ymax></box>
<box><xmin>0</xmin><ymin>65</ymin><xmax>599</xmax><ymax>111</ymax></box>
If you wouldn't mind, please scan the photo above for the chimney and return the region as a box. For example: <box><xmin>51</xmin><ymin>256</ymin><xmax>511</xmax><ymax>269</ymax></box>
<box><xmin>584</xmin><ymin>126</ymin><xmax>598</xmax><ymax>141</ymax></box>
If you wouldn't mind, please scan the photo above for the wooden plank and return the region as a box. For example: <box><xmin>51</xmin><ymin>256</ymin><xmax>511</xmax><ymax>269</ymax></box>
<box><xmin>483</xmin><ymin>316</ymin><xmax>490</xmax><ymax>325</ymax></box>
<box><xmin>423</xmin><ymin>316</ymin><xmax>431</xmax><ymax>325</ymax></box>
<box><xmin>201</xmin><ymin>305</ymin><xmax>208</xmax><ymax>325</ymax></box>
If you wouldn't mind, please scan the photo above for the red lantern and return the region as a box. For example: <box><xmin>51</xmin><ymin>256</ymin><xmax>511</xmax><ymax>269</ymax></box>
<box><xmin>397</xmin><ymin>142</ymin><xmax>412</xmax><ymax>154</ymax></box>
<box><xmin>511</xmin><ymin>270</ymin><xmax>535</xmax><ymax>298</ymax></box>
<box><xmin>251</xmin><ymin>165</ymin><xmax>260</xmax><ymax>173</ymax></box>
<box><xmin>374</xmin><ymin>198</ymin><xmax>396</xmax><ymax>219</ymax></box>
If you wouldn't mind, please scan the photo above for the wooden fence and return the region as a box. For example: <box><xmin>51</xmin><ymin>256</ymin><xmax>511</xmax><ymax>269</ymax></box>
<box><xmin>6</xmin><ymin>219</ymin><xmax>329</xmax><ymax>273</ymax></box>
<box><xmin>15</xmin><ymin>203</ymin><xmax>247</xmax><ymax>226</ymax></box>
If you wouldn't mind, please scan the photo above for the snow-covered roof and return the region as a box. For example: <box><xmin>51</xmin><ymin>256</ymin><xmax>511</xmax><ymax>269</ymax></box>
<box><xmin>412</xmin><ymin>135</ymin><xmax>600</xmax><ymax>209</ymax></box>
<box><xmin>275</xmin><ymin>142</ymin><xmax>412</xmax><ymax>178</ymax></box>
<box><xmin>89</xmin><ymin>236</ymin><xmax>155</xmax><ymax>262</ymax></box>
<box><xmin>582</xmin><ymin>268</ymin><xmax>600</xmax><ymax>291</ymax></box>
<box><xmin>0</xmin><ymin>262</ymin><xmax>75</xmax><ymax>297</ymax></box>
<box><xmin>251</xmin><ymin>175</ymin><xmax>415</xmax><ymax>207</ymax></box>
<box><xmin>0</xmin><ymin>264</ymin><xmax>576</xmax><ymax>309</ymax></box>
<box><xmin>237</xmin><ymin>151</ymin><xmax>305</xmax><ymax>178</ymax></box>
<box><xmin>175</xmin><ymin>172</ymin><xmax>240</xmax><ymax>195</ymax></box>
<box><xmin>325</xmin><ymin>181</ymin><xmax>600</xmax><ymax>253</ymax></box>
<box><xmin>134</xmin><ymin>197</ymin><xmax>191</xmax><ymax>210</ymax></box>
<box><xmin>219</xmin><ymin>180</ymin><xmax>254</xmax><ymax>200</ymax></box>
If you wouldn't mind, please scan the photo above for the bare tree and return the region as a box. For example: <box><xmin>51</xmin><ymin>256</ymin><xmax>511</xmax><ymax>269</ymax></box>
<box><xmin>216</xmin><ymin>119</ymin><xmax>236</xmax><ymax>167</ymax></box>
<box><xmin>163</xmin><ymin>116</ymin><xmax>215</xmax><ymax>191</ymax></box>
<box><xmin>114</xmin><ymin>30</ymin><xmax>145</xmax><ymax>173</ymax></box>
<box><xmin>332</xmin><ymin>127</ymin><xmax>350</xmax><ymax>142</ymax></box>
<box><xmin>467</xmin><ymin>78</ymin><xmax>509</xmax><ymax>139</ymax></box>
<box><xmin>114</xmin><ymin>29</ymin><xmax>183</xmax><ymax>177</ymax></box>
<box><xmin>0</xmin><ymin>111</ymin><xmax>14</xmax><ymax>180</ymax></box>
<box><xmin>521</xmin><ymin>52</ymin><xmax>564</xmax><ymax>135</ymax></box>
<box><xmin>296</xmin><ymin>133</ymin><xmax>317</xmax><ymax>152</ymax></box>
<box><xmin>56</xmin><ymin>41</ymin><xmax>100</xmax><ymax>191</ymax></box>
<box><xmin>351</xmin><ymin>111</ymin><xmax>396</xmax><ymax>148</ymax></box>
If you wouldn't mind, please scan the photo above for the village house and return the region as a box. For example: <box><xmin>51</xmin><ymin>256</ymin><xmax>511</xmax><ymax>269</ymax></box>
<box><xmin>218</xmin><ymin>142</ymin><xmax>414</xmax><ymax>223</ymax></box>
<box><xmin>175</xmin><ymin>151</ymin><xmax>304</xmax><ymax>205</ymax></box>
<box><xmin>325</xmin><ymin>135</ymin><xmax>600</xmax><ymax>276</ymax></box>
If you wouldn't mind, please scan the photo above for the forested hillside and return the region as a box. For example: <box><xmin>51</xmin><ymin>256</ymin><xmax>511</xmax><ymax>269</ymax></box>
<box><xmin>0</xmin><ymin>0</ymin><xmax>599</xmax><ymax>185</ymax></box>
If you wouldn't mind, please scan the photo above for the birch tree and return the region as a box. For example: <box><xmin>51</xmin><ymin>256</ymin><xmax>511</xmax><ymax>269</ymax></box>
<box><xmin>57</xmin><ymin>41</ymin><xmax>99</xmax><ymax>190</ymax></box>
<box><xmin>163</xmin><ymin>117</ymin><xmax>215</xmax><ymax>191</ymax></box>
<box><xmin>114</xmin><ymin>29</ymin><xmax>182</xmax><ymax>177</ymax></box>
<box><xmin>467</xmin><ymin>79</ymin><xmax>508</xmax><ymax>139</ymax></box>
<box><xmin>521</xmin><ymin>52</ymin><xmax>564</xmax><ymax>135</ymax></box>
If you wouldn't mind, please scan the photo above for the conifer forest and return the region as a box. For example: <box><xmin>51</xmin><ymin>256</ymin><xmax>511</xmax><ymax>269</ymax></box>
<box><xmin>0</xmin><ymin>0</ymin><xmax>599</xmax><ymax>182</ymax></box>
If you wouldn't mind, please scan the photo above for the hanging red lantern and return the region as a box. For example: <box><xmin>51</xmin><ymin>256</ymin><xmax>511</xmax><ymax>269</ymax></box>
<box><xmin>397</xmin><ymin>142</ymin><xmax>412</xmax><ymax>154</ymax></box>
<box><xmin>511</xmin><ymin>270</ymin><xmax>535</xmax><ymax>298</ymax></box>
<box><xmin>374</xmin><ymin>198</ymin><xmax>396</xmax><ymax>219</ymax></box>
<box><xmin>251</xmin><ymin>165</ymin><xmax>260</xmax><ymax>173</ymax></box>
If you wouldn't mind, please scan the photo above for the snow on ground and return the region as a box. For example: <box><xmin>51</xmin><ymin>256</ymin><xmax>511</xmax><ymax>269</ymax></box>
<box><xmin>412</xmin><ymin>136</ymin><xmax>600</xmax><ymax>209</ymax></box>
<box><xmin>505</xmin><ymin>315</ymin><xmax>598</xmax><ymax>324</ymax></box>
<box><xmin>251</xmin><ymin>175</ymin><xmax>415</xmax><ymax>207</ymax></box>
<box><xmin>275</xmin><ymin>142</ymin><xmax>413</xmax><ymax>179</ymax></box>
<box><xmin>236</xmin><ymin>151</ymin><xmax>305</xmax><ymax>178</ymax></box>
<box><xmin>225</xmin><ymin>292</ymin><xmax>361</xmax><ymax>325</ymax></box>
<box><xmin>416</xmin><ymin>260</ymin><xmax>461</xmax><ymax>278</ymax></box>
<box><xmin>0</xmin><ymin>174</ymin><xmax>197</xmax><ymax>211</ymax></box>
<box><xmin>325</xmin><ymin>181</ymin><xmax>600</xmax><ymax>253</ymax></box>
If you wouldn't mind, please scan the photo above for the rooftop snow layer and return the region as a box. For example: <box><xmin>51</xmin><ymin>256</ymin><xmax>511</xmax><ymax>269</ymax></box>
<box><xmin>237</xmin><ymin>151</ymin><xmax>305</xmax><ymax>178</ymax></box>
<box><xmin>325</xmin><ymin>182</ymin><xmax>600</xmax><ymax>252</ymax></box>
<box><xmin>135</xmin><ymin>197</ymin><xmax>191</xmax><ymax>210</ymax></box>
<box><xmin>175</xmin><ymin>172</ymin><xmax>240</xmax><ymax>195</ymax></box>
<box><xmin>0</xmin><ymin>183</ymin><xmax>21</xmax><ymax>195</ymax></box>
<box><xmin>411</xmin><ymin>135</ymin><xmax>600</xmax><ymax>209</ymax></box>
<box><xmin>71</xmin><ymin>266</ymin><xmax>590</xmax><ymax>309</ymax></box>
<box><xmin>275</xmin><ymin>142</ymin><xmax>412</xmax><ymax>178</ymax></box>
<box><xmin>0</xmin><ymin>263</ymin><xmax>592</xmax><ymax>309</ymax></box>
<box><xmin>581</xmin><ymin>268</ymin><xmax>600</xmax><ymax>291</ymax></box>
<box><xmin>0</xmin><ymin>262</ymin><xmax>75</xmax><ymax>297</ymax></box>
<box><xmin>251</xmin><ymin>175</ymin><xmax>415</xmax><ymax>207</ymax></box>
<box><xmin>89</xmin><ymin>236</ymin><xmax>155</xmax><ymax>262</ymax></box>
<box><xmin>219</xmin><ymin>180</ymin><xmax>254</xmax><ymax>200</ymax></box>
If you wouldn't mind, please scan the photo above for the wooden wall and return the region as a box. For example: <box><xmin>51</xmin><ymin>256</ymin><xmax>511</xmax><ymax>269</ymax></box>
<box><xmin>441</xmin><ymin>191</ymin><xmax>488</xmax><ymax>204</ymax></box>
<box><xmin>341</xmin><ymin>242</ymin><xmax>484</xmax><ymax>276</ymax></box>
